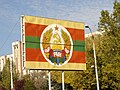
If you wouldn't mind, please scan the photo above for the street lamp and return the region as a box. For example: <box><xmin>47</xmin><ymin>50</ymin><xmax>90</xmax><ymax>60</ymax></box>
<box><xmin>85</xmin><ymin>25</ymin><xmax>100</xmax><ymax>90</ymax></box>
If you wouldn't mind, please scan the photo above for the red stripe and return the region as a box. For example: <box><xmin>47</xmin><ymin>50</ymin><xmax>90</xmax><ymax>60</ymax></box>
<box><xmin>25</xmin><ymin>23</ymin><xmax>85</xmax><ymax>41</ymax></box>
<box><xmin>70</xmin><ymin>51</ymin><xmax>86</xmax><ymax>63</ymax></box>
<box><xmin>26</xmin><ymin>48</ymin><xmax>86</xmax><ymax>63</ymax></box>
<box><xmin>67</xmin><ymin>28</ymin><xmax>85</xmax><ymax>41</ymax></box>
<box><xmin>26</xmin><ymin>48</ymin><xmax>46</xmax><ymax>62</ymax></box>
<box><xmin>25</xmin><ymin>23</ymin><xmax>47</xmax><ymax>37</ymax></box>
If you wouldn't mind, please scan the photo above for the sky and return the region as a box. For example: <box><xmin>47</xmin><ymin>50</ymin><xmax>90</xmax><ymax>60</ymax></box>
<box><xmin>0</xmin><ymin>0</ymin><xmax>117</xmax><ymax>56</ymax></box>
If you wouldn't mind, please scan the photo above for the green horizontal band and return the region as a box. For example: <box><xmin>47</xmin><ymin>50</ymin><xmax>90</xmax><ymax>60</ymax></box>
<box><xmin>25</xmin><ymin>36</ymin><xmax>85</xmax><ymax>51</ymax></box>
<box><xmin>25</xmin><ymin>36</ymin><xmax>40</xmax><ymax>43</ymax></box>
<box><xmin>25</xmin><ymin>36</ymin><xmax>85</xmax><ymax>45</ymax></box>
<box><xmin>26</xmin><ymin>42</ymin><xmax>40</xmax><ymax>49</ymax></box>
<box><xmin>73</xmin><ymin>40</ymin><xmax>85</xmax><ymax>46</ymax></box>
<box><xmin>73</xmin><ymin>46</ymin><xmax>85</xmax><ymax>52</ymax></box>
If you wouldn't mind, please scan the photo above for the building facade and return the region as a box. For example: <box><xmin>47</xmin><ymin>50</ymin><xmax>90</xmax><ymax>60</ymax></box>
<box><xmin>12</xmin><ymin>41</ymin><xmax>23</xmax><ymax>77</ymax></box>
<box><xmin>0</xmin><ymin>41</ymin><xmax>23</xmax><ymax>77</ymax></box>
<box><xmin>0</xmin><ymin>54</ymin><xmax>13</xmax><ymax>71</ymax></box>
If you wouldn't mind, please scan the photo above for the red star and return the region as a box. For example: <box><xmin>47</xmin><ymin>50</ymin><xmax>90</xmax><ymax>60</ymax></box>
<box><xmin>55</xmin><ymin>25</ymin><xmax>58</xmax><ymax>30</ymax></box>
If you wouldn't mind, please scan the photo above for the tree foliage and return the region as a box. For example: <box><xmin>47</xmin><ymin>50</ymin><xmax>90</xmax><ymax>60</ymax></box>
<box><xmin>2</xmin><ymin>60</ymin><xmax>11</xmax><ymax>90</ymax></box>
<box><xmin>98</xmin><ymin>1</ymin><xmax>120</xmax><ymax>89</ymax></box>
<box><xmin>1</xmin><ymin>59</ymin><xmax>19</xmax><ymax>90</ymax></box>
<box><xmin>51</xmin><ymin>1</ymin><xmax>120</xmax><ymax>90</ymax></box>
<box><xmin>22</xmin><ymin>74</ymin><xmax>35</xmax><ymax>90</ymax></box>
<box><xmin>31</xmin><ymin>71</ymin><xmax>48</xmax><ymax>90</ymax></box>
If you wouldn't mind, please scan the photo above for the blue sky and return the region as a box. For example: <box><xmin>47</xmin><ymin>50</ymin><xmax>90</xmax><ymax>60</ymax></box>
<box><xmin>0</xmin><ymin>0</ymin><xmax>117</xmax><ymax>56</ymax></box>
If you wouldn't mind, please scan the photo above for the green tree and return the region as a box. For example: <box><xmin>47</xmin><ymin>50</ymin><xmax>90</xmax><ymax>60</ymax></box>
<box><xmin>1</xmin><ymin>59</ymin><xmax>19</xmax><ymax>90</ymax></box>
<box><xmin>0</xmin><ymin>72</ymin><xmax>2</xmax><ymax>81</ymax></box>
<box><xmin>98</xmin><ymin>1</ymin><xmax>120</xmax><ymax>89</ymax></box>
<box><xmin>2</xmin><ymin>60</ymin><xmax>11</xmax><ymax>90</ymax></box>
<box><xmin>12</xmin><ymin>61</ymin><xmax>19</xmax><ymax>83</ymax></box>
<box><xmin>31</xmin><ymin>71</ymin><xmax>48</xmax><ymax>90</ymax></box>
<box><xmin>23</xmin><ymin>74</ymin><xmax>35</xmax><ymax>90</ymax></box>
<box><xmin>50</xmin><ymin>1</ymin><xmax>120</xmax><ymax>90</ymax></box>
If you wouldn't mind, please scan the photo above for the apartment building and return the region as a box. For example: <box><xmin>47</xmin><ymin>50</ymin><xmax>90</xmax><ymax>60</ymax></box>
<box><xmin>12</xmin><ymin>41</ymin><xmax>23</xmax><ymax>77</ymax></box>
<box><xmin>0</xmin><ymin>41</ymin><xmax>23</xmax><ymax>77</ymax></box>
<box><xmin>0</xmin><ymin>54</ymin><xmax>13</xmax><ymax>71</ymax></box>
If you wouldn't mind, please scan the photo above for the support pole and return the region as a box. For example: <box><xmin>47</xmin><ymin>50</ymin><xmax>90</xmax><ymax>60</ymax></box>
<box><xmin>62</xmin><ymin>71</ymin><xmax>65</xmax><ymax>90</ymax></box>
<box><xmin>93</xmin><ymin>41</ymin><xmax>100</xmax><ymax>90</ymax></box>
<box><xmin>48</xmin><ymin>71</ymin><xmax>51</xmax><ymax>90</ymax></box>
<box><xmin>85</xmin><ymin>25</ymin><xmax>100</xmax><ymax>90</ymax></box>
<box><xmin>10</xmin><ymin>58</ymin><xmax>13</xmax><ymax>90</ymax></box>
<box><xmin>21</xmin><ymin>15</ymin><xmax>26</xmax><ymax>75</ymax></box>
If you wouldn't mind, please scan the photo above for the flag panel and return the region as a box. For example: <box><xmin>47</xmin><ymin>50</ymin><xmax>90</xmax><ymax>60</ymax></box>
<box><xmin>24</xmin><ymin>15</ymin><xmax>86</xmax><ymax>70</ymax></box>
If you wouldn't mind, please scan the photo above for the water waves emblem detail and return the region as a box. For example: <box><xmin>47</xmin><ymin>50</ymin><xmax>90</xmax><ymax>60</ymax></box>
<box><xmin>40</xmin><ymin>24</ymin><xmax>73</xmax><ymax>66</ymax></box>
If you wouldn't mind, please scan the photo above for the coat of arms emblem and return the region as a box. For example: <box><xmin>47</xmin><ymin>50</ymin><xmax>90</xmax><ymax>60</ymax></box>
<box><xmin>40</xmin><ymin>24</ymin><xmax>73</xmax><ymax>66</ymax></box>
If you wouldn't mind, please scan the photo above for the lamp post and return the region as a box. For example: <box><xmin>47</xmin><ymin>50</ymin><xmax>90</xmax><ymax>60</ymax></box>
<box><xmin>85</xmin><ymin>25</ymin><xmax>100</xmax><ymax>90</ymax></box>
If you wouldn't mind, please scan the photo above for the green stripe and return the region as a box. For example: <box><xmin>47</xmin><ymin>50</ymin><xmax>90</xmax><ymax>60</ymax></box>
<box><xmin>73</xmin><ymin>46</ymin><xmax>85</xmax><ymax>52</ymax></box>
<box><xmin>73</xmin><ymin>40</ymin><xmax>85</xmax><ymax>51</ymax></box>
<box><xmin>25</xmin><ymin>36</ymin><xmax>40</xmax><ymax>42</ymax></box>
<box><xmin>25</xmin><ymin>36</ymin><xmax>85</xmax><ymax>51</ymax></box>
<box><xmin>26</xmin><ymin>42</ymin><xmax>40</xmax><ymax>49</ymax></box>
<box><xmin>73</xmin><ymin>40</ymin><xmax>85</xmax><ymax>46</ymax></box>
<box><xmin>25</xmin><ymin>36</ymin><xmax>85</xmax><ymax>45</ymax></box>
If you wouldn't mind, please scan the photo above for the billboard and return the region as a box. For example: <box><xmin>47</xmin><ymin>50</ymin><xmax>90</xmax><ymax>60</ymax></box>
<box><xmin>23</xmin><ymin>15</ymin><xmax>86</xmax><ymax>70</ymax></box>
